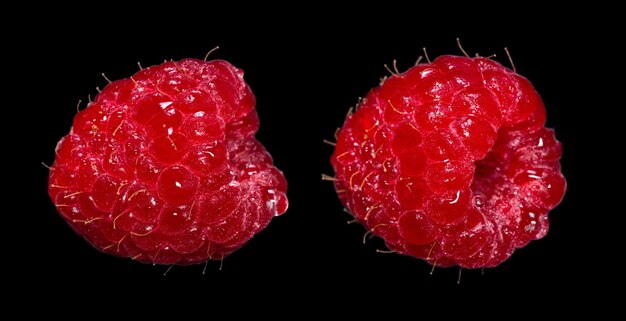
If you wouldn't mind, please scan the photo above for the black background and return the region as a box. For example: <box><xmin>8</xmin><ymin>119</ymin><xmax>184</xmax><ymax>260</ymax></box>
<box><xmin>13</xmin><ymin>5</ymin><xmax>617</xmax><ymax>312</ymax></box>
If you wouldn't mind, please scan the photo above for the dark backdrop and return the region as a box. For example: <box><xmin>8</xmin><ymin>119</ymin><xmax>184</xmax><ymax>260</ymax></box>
<box><xmin>14</xmin><ymin>5</ymin><xmax>616</xmax><ymax>313</ymax></box>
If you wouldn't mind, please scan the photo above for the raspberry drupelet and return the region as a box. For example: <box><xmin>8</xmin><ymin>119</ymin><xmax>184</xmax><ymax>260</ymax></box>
<box><xmin>330</xmin><ymin>55</ymin><xmax>565</xmax><ymax>268</ymax></box>
<box><xmin>49</xmin><ymin>59</ymin><xmax>288</xmax><ymax>265</ymax></box>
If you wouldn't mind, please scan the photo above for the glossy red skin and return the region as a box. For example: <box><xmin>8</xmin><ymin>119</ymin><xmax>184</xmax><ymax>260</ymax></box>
<box><xmin>331</xmin><ymin>55</ymin><xmax>566</xmax><ymax>268</ymax></box>
<box><xmin>49</xmin><ymin>59</ymin><xmax>288</xmax><ymax>265</ymax></box>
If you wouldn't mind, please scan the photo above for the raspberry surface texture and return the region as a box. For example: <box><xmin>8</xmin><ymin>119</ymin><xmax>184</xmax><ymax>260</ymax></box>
<box><xmin>48</xmin><ymin>59</ymin><xmax>288</xmax><ymax>265</ymax></box>
<box><xmin>330</xmin><ymin>55</ymin><xmax>565</xmax><ymax>268</ymax></box>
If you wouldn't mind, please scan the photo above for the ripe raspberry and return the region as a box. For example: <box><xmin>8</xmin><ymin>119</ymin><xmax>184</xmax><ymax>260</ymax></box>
<box><xmin>48</xmin><ymin>59</ymin><xmax>288</xmax><ymax>265</ymax></box>
<box><xmin>330</xmin><ymin>55</ymin><xmax>566</xmax><ymax>268</ymax></box>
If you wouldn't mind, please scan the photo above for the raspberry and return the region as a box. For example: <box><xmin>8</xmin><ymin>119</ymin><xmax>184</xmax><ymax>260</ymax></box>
<box><xmin>330</xmin><ymin>55</ymin><xmax>565</xmax><ymax>268</ymax></box>
<box><xmin>48</xmin><ymin>59</ymin><xmax>288</xmax><ymax>265</ymax></box>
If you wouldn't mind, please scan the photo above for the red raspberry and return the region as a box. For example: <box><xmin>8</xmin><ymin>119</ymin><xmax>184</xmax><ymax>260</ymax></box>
<box><xmin>48</xmin><ymin>59</ymin><xmax>288</xmax><ymax>265</ymax></box>
<box><xmin>330</xmin><ymin>55</ymin><xmax>566</xmax><ymax>268</ymax></box>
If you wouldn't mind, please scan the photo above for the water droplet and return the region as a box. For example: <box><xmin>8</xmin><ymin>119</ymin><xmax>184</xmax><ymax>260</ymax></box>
<box><xmin>473</xmin><ymin>194</ymin><xmax>485</xmax><ymax>208</ymax></box>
